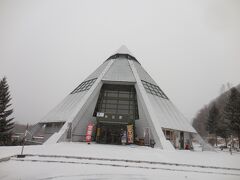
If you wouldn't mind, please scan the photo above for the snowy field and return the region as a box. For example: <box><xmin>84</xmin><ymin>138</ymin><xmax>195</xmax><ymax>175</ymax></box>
<box><xmin>0</xmin><ymin>142</ymin><xmax>240</xmax><ymax>180</ymax></box>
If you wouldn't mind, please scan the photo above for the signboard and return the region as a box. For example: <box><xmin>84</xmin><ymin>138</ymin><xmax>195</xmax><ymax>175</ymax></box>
<box><xmin>96</xmin><ymin>112</ymin><xmax>104</xmax><ymax>117</ymax></box>
<box><xmin>127</xmin><ymin>124</ymin><xmax>134</xmax><ymax>144</ymax></box>
<box><xmin>86</xmin><ymin>123</ymin><xmax>94</xmax><ymax>143</ymax></box>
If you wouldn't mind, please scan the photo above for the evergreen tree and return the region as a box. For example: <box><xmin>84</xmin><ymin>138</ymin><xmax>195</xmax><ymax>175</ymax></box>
<box><xmin>206</xmin><ymin>103</ymin><xmax>219</xmax><ymax>146</ymax></box>
<box><xmin>192</xmin><ymin>106</ymin><xmax>209</xmax><ymax>137</ymax></box>
<box><xmin>216</xmin><ymin>116</ymin><xmax>230</xmax><ymax>147</ymax></box>
<box><xmin>0</xmin><ymin>77</ymin><xmax>14</xmax><ymax>145</ymax></box>
<box><xmin>223</xmin><ymin>87</ymin><xmax>240</xmax><ymax>148</ymax></box>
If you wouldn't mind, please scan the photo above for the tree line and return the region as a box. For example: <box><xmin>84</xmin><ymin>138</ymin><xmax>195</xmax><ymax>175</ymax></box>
<box><xmin>193</xmin><ymin>85</ymin><xmax>240</xmax><ymax>148</ymax></box>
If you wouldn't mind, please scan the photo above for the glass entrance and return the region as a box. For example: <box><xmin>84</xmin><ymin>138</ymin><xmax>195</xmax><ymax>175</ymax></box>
<box><xmin>93</xmin><ymin>84</ymin><xmax>139</xmax><ymax>145</ymax></box>
<box><xmin>97</xmin><ymin>123</ymin><xmax>127</xmax><ymax>145</ymax></box>
<box><xmin>93</xmin><ymin>84</ymin><xmax>139</xmax><ymax>121</ymax></box>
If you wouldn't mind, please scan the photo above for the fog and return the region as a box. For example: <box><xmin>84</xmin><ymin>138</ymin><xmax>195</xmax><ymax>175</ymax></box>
<box><xmin>0</xmin><ymin>0</ymin><xmax>239</xmax><ymax>124</ymax></box>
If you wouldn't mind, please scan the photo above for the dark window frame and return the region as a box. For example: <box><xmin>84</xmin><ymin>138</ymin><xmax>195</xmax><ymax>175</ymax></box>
<box><xmin>93</xmin><ymin>84</ymin><xmax>139</xmax><ymax>120</ymax></box>
<box><xmin>71</xmin><ymin>78</ymin><xmax>97</xmax><ymax>94</ymax></box>
<box><xmin>141</xmin><ymin>80</ymin><xmax>168</xmax><ymax>99</ymax></box>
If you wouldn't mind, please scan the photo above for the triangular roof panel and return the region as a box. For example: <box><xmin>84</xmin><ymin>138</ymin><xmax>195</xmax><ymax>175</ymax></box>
<box><xmin>103</xmin><ymin>58</ymin><xmax>136</xmax><ymax>82</ymax></box>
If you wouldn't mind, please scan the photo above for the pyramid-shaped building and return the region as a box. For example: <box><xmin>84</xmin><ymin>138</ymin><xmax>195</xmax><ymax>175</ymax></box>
<box><xmin>32</xmin><ymin>46</ymin><xmax>202</xmax><ymax>150</ymax></box>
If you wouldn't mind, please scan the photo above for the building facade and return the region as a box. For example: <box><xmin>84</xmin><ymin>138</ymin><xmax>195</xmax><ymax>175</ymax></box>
<box><xmin>32</xmin><ymin>46</ymin><xmax>201</xmax><ymax>150</ymax></box>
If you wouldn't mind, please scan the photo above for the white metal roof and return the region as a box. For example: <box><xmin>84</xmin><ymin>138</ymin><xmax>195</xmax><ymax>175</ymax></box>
<box><xmin>85</xmin><ymin>61</ymin><xmax>109</xmax><ymax>81</ymax></box>
<box><xmin>147</xmin><ymin>94</ymin><xmax>196</xmax><ymax>133</ymax></box>
<box><xmin>102</xmin><ymin>58</ymin><xmax>136</xmax><ymax>82</ymax></box>
<box><xmin>40</xmin><ymin>60</ymin><xmax>113</xmax><ymax>123</ymax></box>
<box><xmin>39</xmin><ymin>46</ymin><xmax>197</xmax><ymax>137</ymax></box>
<box><xmin>40</xmin><ymin>91</ymin><xmax>87</xmax><ymax>123</ymax></box>
<box><xmin>133</xmin><ymin>61</ymin><xmax>157</xmax><ymax>85</ymax></box>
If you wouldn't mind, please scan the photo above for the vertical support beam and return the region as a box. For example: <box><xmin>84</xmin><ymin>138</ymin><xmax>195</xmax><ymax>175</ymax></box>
<box><xmin>128</xmin><ymin>60</ymin><xmax>174</xmax><ymax>150</ymax></box>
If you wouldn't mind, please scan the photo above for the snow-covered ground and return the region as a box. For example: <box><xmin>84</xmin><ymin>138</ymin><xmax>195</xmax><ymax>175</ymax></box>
<box><xmin>0</xmin><ymin>142</ymin><xmax>240</xmax><ymax>180</ymax></box>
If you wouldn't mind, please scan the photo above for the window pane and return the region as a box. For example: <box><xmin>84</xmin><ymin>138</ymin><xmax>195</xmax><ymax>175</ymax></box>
<box><xmin>117</xmin><ymin>109</ymin><xmax>128</xmax><ymax>114</ymax></box>
<box><xmin>71</xmin><ymin>78</ymin><xmax>97</xmax><ymax>94</ymax></box>
<box><xmin>93</xmin><ymin>84</ymin><xmax>139</xmax><ymax>120</ymax></box>
<box><xmin>118</xmin><ymin>104</ymin><xmax>128</xmax><ymax>109</ymax></box>
<box><xmin>141</xmin><ymin>80</ymin><xmax>168</xmax><ymax>99</ymax></box>
<box><xmin>106</xmin><ymin>104</ymin><xmax>117</xmax><ymax>109</ymax></box>
<box><xmin>108</xmin><ymin>93</ymin><xmax>118</xmax><ymax>97</ymax></box>
<box><xmin>105</xmin><ymin>109</ymin><xmax>117</xmax><ymax>113</ymax></box>
<box><xmin>106</xmin><ymin>99</ymin><xmax>118</xmax><ymax>104</ymax></box>
<box><xmin>118</xmin><ymin>100</ymin><xmax>129</xmax><ymax>105</ymax></box>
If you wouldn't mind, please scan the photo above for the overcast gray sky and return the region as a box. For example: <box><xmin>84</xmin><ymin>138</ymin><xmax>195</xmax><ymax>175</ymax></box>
<box><xmin>0</xmin><ymin>0</ymin><xmax>239</xmax><ymax>124</ymax></box>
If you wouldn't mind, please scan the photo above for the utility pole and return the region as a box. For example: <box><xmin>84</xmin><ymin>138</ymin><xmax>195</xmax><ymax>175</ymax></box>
<box><xmin>17</xmin><ymin>124</ymin><xmax>28</xmax><ymax>158</ymax></box>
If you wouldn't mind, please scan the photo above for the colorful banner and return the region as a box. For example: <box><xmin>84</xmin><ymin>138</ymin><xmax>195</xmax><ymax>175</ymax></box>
<box><xmin>86</xmin><ymin>123</ymin><xmax>94</xmax><ymax>143</ymax></box>
<box><xmin>127</xmin><ymin>124</ymin><xmax>134</xmax><ymax>144</ymax></box>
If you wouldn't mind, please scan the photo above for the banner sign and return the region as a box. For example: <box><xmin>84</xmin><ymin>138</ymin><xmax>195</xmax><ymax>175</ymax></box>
<box><xmin>86</xmin><ymin>123</ymin><xmax>94</xmax><ymax>143</ymax></box>
<box><xmin>127</xmin><ymin>124</ymin><xmax>134</xmax><ymax>144</ymax></box>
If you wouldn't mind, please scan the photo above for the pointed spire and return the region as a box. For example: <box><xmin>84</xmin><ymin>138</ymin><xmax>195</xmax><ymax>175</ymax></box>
<box><xmin>115</xmin><ymin>45</ymin><xmax>133</xmax><ymax>56</ymax></box>
<box><xmin>107</xmin><ymin>45</ymin><xmax>140</xmax><ymax>64</ymax></box>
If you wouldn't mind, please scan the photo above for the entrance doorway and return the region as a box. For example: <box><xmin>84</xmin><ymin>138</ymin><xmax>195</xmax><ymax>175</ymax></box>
<box><xmin>96</xmin><ymin>123</ymin><xmax>127</xmax><ymax>145</ymax></box>
<box><xmin>93</xmin><ymin>84</ymin><xmax>138</xmax><ymax>145</ymax></box>
<box><xmin>180</xmin><ymin>131</ymin><xmax>184</xmax><ymax>149</ymax></box>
